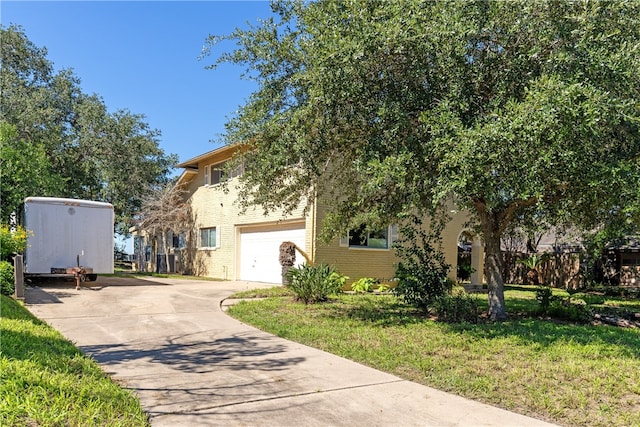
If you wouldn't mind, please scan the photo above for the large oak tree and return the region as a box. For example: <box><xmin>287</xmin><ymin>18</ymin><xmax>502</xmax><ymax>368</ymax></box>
<box><xmin>208</xmin><ymin>0</ymin><xmax>640</xmax><ymax>320</ymax></box>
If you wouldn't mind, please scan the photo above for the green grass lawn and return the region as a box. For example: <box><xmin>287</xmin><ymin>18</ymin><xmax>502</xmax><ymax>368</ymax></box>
<box><xmin>227</xmin><ymin>286</ymin><xmax>640</xmax><ymax>427</ymax></box>
<box><xmin>0</xmin><ymin>295</ymin><xmax>149</xmax><ymax>427</ymax></box>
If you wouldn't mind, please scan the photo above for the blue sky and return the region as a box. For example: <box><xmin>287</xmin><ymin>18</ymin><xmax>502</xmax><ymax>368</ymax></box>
<box><xmin>2</xmin><ymin>0</ymin><xmax>274</xmax><ymax>167</ymax></box>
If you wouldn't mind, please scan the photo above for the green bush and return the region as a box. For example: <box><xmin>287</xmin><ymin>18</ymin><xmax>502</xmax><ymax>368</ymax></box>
<box><xmin>547</xmin><ymin>298</ymin><xmax>592</xmax><ymax>323</ymax></box>
<box><xmin>286</xmin><ymin>264</ymin><xmax>343</xmax><ymax>304</ymax></box>
<box><xmin>351</xmin><ymin>277</ymin><xmax>376</xmax><ymax>293</ymax></box>
<box><xmin>393</xmin><ymin>217</ymin><xmax>451</xmax><ymax>312</ymax></box>
<box><xmin>432</xmin><ymin>291</ymin><xmax>480</xmax><ymax>323</ymax></box>
<box><xmin>330</xmin><ymin>271</ymin><xmax>349</xmax><ymax>290</ymax></box>
<box><xmin>0</xmin><ymin>224</ymin><xmax>28</xmax><ymax>260</ymax></box>
<box><xmin>0</xmin><ymin>261</ymin><xmax>15</xmax><ymax>296</ymax></box>
<box><xmin>573</xmin><ymin>292</ymin><xmax>606</xmax><ymax>305</ymax></box>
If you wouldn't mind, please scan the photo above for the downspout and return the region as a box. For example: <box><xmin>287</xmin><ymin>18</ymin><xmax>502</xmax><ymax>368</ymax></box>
<box><xmin>309</xmin><ymin>190</ymin><xmax>317</xmax><ymax>265</ymax></box>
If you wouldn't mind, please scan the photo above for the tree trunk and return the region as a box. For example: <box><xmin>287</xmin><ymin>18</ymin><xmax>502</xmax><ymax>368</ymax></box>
<box><xmin>161</xmin><ymin>232</ymin><xmax>171</xmax><ymax>274</ymax></box>
<box><xmin>279</xmin><ymin>241</ymin><xmax>296</xmax><ymax>286</ymax></box>
<box><xmin>477</xmin><ymin>208</ymin><xmax>507</xmax><ymax>321</ymax></box>
<box><xmin>136</xmin><ymin>236</ymin><xmax>147</xmax><ymax>273</ymax></box>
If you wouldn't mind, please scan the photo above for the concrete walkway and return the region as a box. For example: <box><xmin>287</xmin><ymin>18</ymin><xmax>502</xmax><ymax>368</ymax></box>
<box><xmin>25</xmin><ymin>276</ymin><xmax>557</xmax><ymax>427</ymax></box>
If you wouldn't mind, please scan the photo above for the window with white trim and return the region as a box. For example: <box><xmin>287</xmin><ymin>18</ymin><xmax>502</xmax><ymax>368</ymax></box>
<box><xmin>203</xmin><ymin>161</ymin><xmax>244</xmax><ymax>186</ymax></box>
<box><xmin>199</xmin><ymin>227</ymin><xmax>219</xmax><ymax>249</ymax></box>
<box><xmin>210</xmin><ymin>165</ymin><xmax>226</xmax><ymax>185</ymax></box>
<box><xmin>340</xmin><ymin>224</ymin><xmax>398</xmax><ymax>249</ymax></box>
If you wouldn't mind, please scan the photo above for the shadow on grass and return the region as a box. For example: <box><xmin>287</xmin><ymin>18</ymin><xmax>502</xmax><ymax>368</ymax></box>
<box><xmin>505</xmin><ymin>296</ymin><xmax>539</xmax><ymax>314</ymax></box>
<box><xmin>320</xmin><ymin>294</ymin><xmax>640</xmax><ymax>359</ymax></box>
<box><xmin>442</xmin><ymin>318</ymin><xmax>640</xmax><ymax>359</ymax></box>
<box><xmin>504</xmin><ymin>284</ymin><xmax>538</xmax><ymax>293</ymax></box>
<box><xmin>320</xmin><ymin>294</ymin><xmax>427</xmax><ymax>327</ymax></box>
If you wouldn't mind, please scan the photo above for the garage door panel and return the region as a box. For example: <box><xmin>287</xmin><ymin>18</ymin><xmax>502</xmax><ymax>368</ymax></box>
<box><xmin>240</xmin><ymin>226</ymin><xmax>306</xmax><ymax>283</ymax></box>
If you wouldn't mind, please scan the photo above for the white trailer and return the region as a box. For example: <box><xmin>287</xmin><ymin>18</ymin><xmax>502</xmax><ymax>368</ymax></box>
<box><xmin>23</xmin><ymin>197</ymin><xmax>114</xmax><ymax>287</ymax></box>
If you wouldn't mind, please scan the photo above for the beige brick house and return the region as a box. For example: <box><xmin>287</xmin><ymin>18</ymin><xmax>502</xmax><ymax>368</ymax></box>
<box><xmin>139</xmin><ymin>144</ymin><xmax>473</xmax><ymax>285</ymax></box>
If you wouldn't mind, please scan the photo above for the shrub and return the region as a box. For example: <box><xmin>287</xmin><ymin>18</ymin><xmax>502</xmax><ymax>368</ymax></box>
<box><xmin>547</xmin><ymin>298</ymin><xmax>592</xmax><ymax>323</ymax></box>
<box><xmin>0</xmin><ymin>261</ymin><xmax>15</xmax><ymax>296</ymax></box>
<box><xmin>330</xmin><ymin>271</ymin><xmax>349</xmax><ymax>290</ymax></box>
<box><xmin>0</xmin><ymin>224</ymin><xmax>28</xmax><ymax>260</ymax></box>
<box><xmin>394</xmin><ymin>217</ymin><xmax>451</xmax><ymax>312</ymax></box>
<box><xmin>535</xmin><ymin>285</ymin><xmax>554</xmax><ymax>311</ymax></box>
<box><xmin>536</xmin><ymin>286</ymin><xmax>592</xmax><ymax>322</ymax></box>
<box><xmin>432</xmin><ymin>290</ymin><xmax>480</xmax><ymax>323</ymax></box>
<box><xmin>351</xmin><ymin>277</ymin><xmax>376</xmax><ymax>293</ymax></box>
<box><xmin>286</xmin><ymin>264</ymin><xmax>343</xmax><ymax>304</ymax></box>
<box><xmin>572</xmin><ymin>292</ymin><xmax>606</xmax><ymax>305</ymax></box>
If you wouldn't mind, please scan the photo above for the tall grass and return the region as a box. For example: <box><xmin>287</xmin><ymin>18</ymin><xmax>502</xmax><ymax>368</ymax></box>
<box><xmin>0</xmin><ymin>295</ymin><xmax>149</xmax><ymax>426</ymax></box>
<box><xmin>227</xmin><ymin>289</ymin><xmax>640</xmax><ymax>427</ymax></box>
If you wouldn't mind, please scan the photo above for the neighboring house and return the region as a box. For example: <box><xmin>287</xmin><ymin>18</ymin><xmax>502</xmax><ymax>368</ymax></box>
<box><xmin>606</xmin><ymin>236</ymin><xmax>640</xmax><ymax>286</ymax></box>
<box><xmin>135</xmin><ymin>144</ymin><xmax>472</xmax><ymax>285</ymax></box>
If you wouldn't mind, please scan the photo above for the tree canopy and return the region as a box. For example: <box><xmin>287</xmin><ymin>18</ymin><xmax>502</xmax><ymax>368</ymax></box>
<box><xmin>209</xmin><ymin>0</ymin><xmax>640</xmax><ymax>320</ymax></box>
<box><xmin>0</xmin><ymin>25</ymin><xmax>177</xmax><ymax>233</ymax></box>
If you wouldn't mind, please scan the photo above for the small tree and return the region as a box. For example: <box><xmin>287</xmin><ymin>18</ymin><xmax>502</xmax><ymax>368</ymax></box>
<box><xmin>136</xmin><ymin>182</ymin><xmax>190</xmax><ymax>273</ymax></box>
<box><xmin>394</xmin><ymin>216</ymin><xmax>451</xmax><ymax>312</ymax></box>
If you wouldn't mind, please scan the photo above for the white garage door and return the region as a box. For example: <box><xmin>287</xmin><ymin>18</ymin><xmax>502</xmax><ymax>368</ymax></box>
<box><xmin>240</xmin><ymin>225</ymin><xmax>306</xmax><ymax>283</ymax></box>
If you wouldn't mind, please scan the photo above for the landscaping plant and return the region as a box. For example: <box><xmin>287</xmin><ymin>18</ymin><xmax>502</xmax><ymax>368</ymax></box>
<box><xmin>394</xmin><ymin>217</ymin><xmax>451</xmax><ymax>311</ymax></box>
<box><xmin>285</xmin><ymin>263</ymin><xmax>343</xmax><ymax>304</ymax></box>
<box><xmin>536</xmin><ymin>285</ymin><xmax>593</xmax><ymax>323</ymax></box>
<box><xmin>351</xmin><ymin>277</ymin><xmax>376</xmax><ymax>293</ymax></box>
<box><xmin>0</xmin><ymin>223</ymin><xmax>28</xmax><ymax>296</ymax></box>
<box><xmin>433</xmin><ymin>290</ymin><xmax>480</xmax><ymax>323</ymax></box>
<box><xmin>0</xmin><ymin>261</ymin><xmax>14</xmax><ymax>296</ymax></box>
<box><xmin>0</xmin><ymin>224</ymin><xmax>27</xmax><ymax>260</ymax></box>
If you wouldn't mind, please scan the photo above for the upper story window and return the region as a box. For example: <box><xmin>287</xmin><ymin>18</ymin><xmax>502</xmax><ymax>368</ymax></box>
<box><xmin>340</xmin><ymin>224</ymin><xmax>398</xmax><ymax>250</ymax></box>
<box><xmin>203</xmin><ymin>161</ymin><xmax>244</xmax><ymax>186</ymax></box>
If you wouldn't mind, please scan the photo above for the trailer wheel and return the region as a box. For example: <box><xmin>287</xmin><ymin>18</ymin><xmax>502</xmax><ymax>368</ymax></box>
<box><xmin>87</xmin><ymin>274</ymin><xmax>98</xmax><ymax>282</ymax></box>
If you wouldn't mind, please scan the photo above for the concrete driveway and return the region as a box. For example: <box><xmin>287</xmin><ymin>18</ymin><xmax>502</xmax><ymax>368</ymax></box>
<box><xmin>25</xmin><ymin>276</ymin><xmax>556</xmax><ymax>426</ymax></box>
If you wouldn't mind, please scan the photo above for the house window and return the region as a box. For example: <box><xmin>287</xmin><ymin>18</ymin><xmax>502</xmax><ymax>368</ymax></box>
<box><xmin>200</xmin><ymin>227</ymin><xmax>219</xmax><ymax>249</ymax></box>
<box><xmin>172</xmin><ymin>233</ymin><xmax>186</xmax><ymax>248</ymax></box>
<box><xmin>210</xmin><ymin>165</ymin><xmax>226</xmax><ymax>185</ymax></box>
<box><xmin>341</xmin><ymin>224</ymin><xmax>398</xmax><ymax>249</ymax></box>
<box><xmin>204</xmin><ymin>161</ymin><xmax>243</xmax><ymax>186</ymax></box>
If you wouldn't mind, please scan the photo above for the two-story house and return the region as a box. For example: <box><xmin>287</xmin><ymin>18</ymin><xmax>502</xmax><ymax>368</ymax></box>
<box><xmin>137</xmin><ymin>144</ymin><xmax>476</xmax><ymax>285</ymax></box>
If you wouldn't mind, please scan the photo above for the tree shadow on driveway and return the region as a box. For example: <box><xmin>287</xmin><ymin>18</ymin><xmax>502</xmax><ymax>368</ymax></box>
<box><xmin>80</xmin><ymin>331</ymin><xmax>306</xmax><ymax>374</ymax></box>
